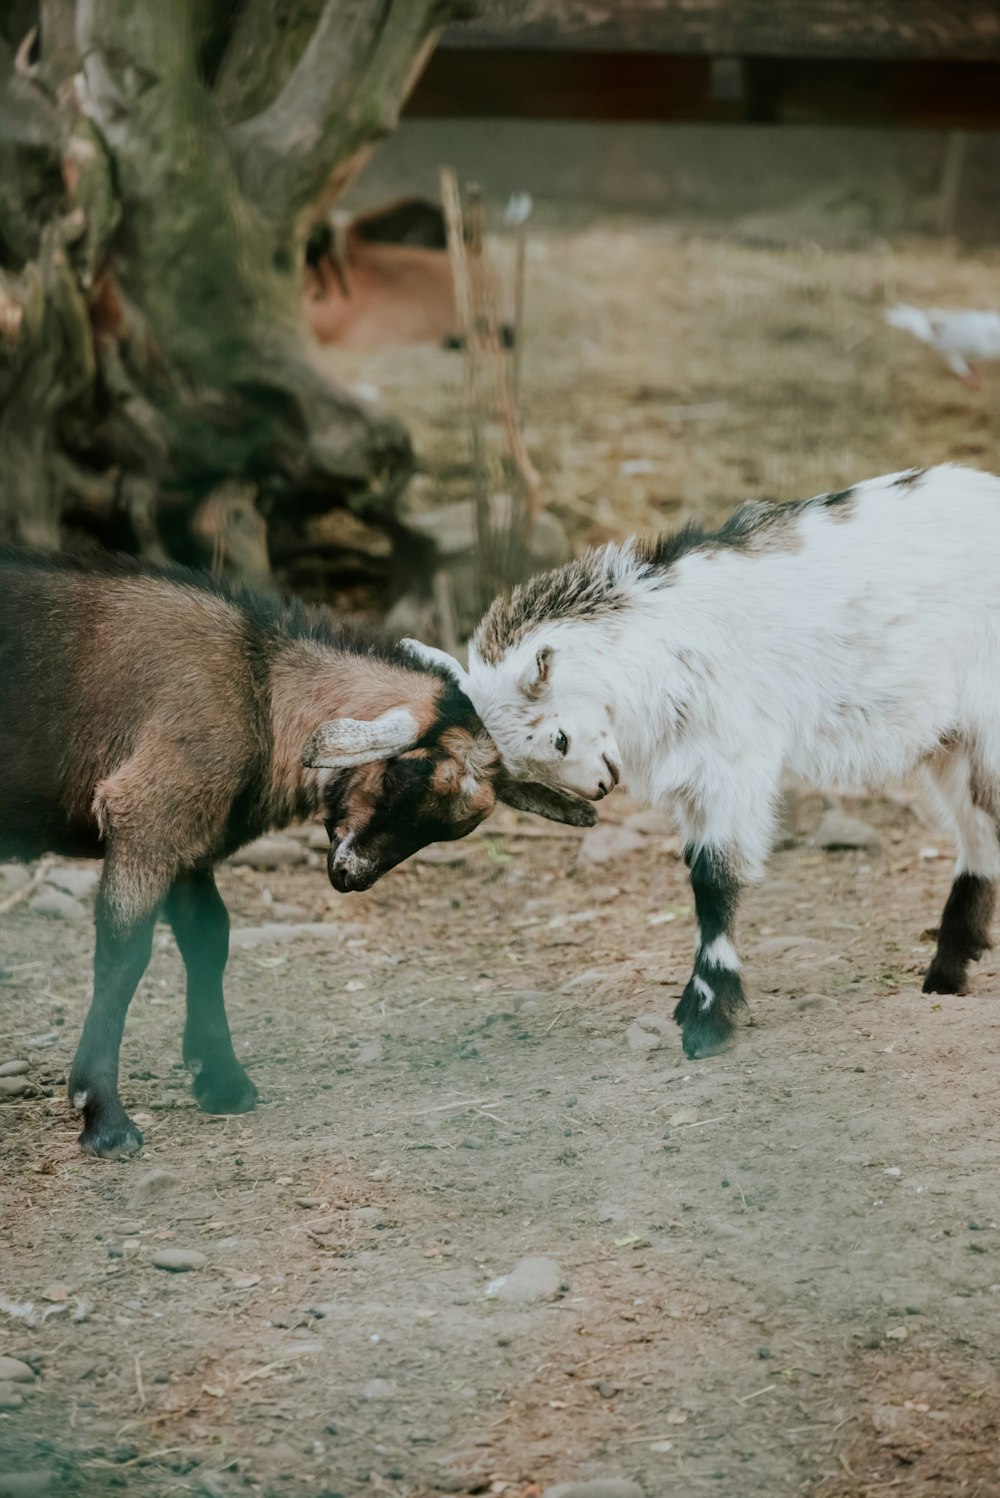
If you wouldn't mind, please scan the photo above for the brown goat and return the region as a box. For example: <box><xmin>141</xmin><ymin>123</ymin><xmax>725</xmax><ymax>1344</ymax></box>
<box><xmin>303</xmin><ymin>198</ymin><xmax>513</xmax><ymax>351</ymax></box>
<box><xmin>0</xmin><ymin>549</ymin><xmax>594</xmax><ymax>1158</ymax></box>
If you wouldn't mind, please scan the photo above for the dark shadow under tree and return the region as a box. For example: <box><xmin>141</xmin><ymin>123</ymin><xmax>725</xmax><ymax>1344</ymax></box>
<box><xmin>0</xmin><ymin>0</ymin><xmax>470</xmax><ymax>569</ymax></box>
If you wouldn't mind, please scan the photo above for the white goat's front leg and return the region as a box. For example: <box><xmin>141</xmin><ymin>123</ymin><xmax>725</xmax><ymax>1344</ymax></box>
<box><xmin>672</xmin><ymin>787</ymin><xmax>775</xmax><ymax>1058</ymax></box>
<box><xmin>673</xmin><ymin>844</ymin><xmax>746</xmax><ymax>1058</ymax></box>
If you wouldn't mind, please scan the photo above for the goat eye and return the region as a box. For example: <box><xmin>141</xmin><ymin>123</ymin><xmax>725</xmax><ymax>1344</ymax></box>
<box><xmin>554</xmin><ymin>730</ymin><xmax>569</xmax><ymax>755</ymax></box>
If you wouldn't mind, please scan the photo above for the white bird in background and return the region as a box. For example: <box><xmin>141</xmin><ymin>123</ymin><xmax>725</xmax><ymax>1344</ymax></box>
<box><xmin>884</xmin><ymin>304</ymin><xmax>1000</xmax><ymax>384</ymax></box>
<box><xmin>503</xmin><ymin>192</ymin><xmax>534</xmax><ymax>228</ymax></box>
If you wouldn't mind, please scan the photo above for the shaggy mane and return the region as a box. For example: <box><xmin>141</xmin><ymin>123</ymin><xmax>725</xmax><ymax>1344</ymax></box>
<box><xmin>473</xmin><ymin>545</ymin><xmax>642</xmax><ymax>664</ymax></box>
<box><xmin>473</xmin><ymin>483</ymin><xmax>866</xmax><ymax>664</ymax></box>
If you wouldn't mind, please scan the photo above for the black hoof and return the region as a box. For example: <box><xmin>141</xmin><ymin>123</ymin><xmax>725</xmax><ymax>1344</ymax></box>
<box><xmin>192</xmin><ymin>1065</ymin><xmax>258</xmax><ymax>1115</ymax></box>
<box><xmin>78</xmin><ymin>1113</ymin><xmax>144</xmax><ymax>1159</ymax></box>
<box><xmin>681</xmin><ymin>1007</ymin><xmax>736</xmax><ymax>1059</ymax></box>
<box><xmin>673</xmin><ymin>984</ymin><xmax>699</xmax><ymax>1027</ymax></box>
<box><xmin>922</xmin><ymin>963</ymin><xmax>967</xmax><ymax>995</ymax></box>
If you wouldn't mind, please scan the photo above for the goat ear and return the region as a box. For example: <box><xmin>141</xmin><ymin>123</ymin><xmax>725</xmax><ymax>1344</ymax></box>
<box><xmin>518</xmin><ymin>645</ymin><xmax>553</xmax><ymax>700</ymax></box>
<box><xmin>496</xmin><ymin>773</ymin><xmax>597</xmax><ymax>827</ymax></box>
<box><xmin>400</xmin><ymin>638</ymin><xmax>471</xmax><ymax>694</ymax></box>
<box><xmin>301</xmin><ymin>708</ymin><xmax>420</xmax><ymax>769</ymax></box>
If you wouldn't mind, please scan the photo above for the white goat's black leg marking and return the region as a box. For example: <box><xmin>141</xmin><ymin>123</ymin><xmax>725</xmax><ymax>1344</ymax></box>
<box><xmin>920</xmin><ymin>747</ymin><xmax>999</xmax><ymax>995</ymax></box>
<box><xmin>923</xmin><ymin>873</ymin><xmax>996</xmax><ymax>994</ymax></box>
<box><xmin>165</xmin><ymin>871</ymin><xmax>258</xmax><ymax>1116</ymax></box>
<box><xmin>674</xmin><ymin>845</ymin><xmax>746</xmax><ymax>1058</ymax></box>
<box><xmin>68</xmin><ymin>899</ymin><xmax>156</xmax><ymax>1158</ymax></box>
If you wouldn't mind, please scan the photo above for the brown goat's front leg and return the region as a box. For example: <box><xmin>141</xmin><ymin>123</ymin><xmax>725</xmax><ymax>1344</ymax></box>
<box><xmin>165</xmin><ymin>870</ymin><xmax>258</xmax><ymax>1115</ymax></box>
<box><xmin>69</xmin><ymin>897</ymin><xmax>156</xmax><ymax>1158</ymax></box>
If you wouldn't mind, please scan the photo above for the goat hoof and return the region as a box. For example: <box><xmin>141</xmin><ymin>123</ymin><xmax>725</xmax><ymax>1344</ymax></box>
<box><xmin>78</xmin><ymin>1113</ymin><xmax>144</xmax><ymax>1159</ymax></box>
<box><xmin>192</xmin><ymin>1066</ymin><xmax>258</xmax><ymax>1115</ymax></box>
<box><xmin>673</xmin><ymin>983</ymin><xmax>699</xmax><ymax>1027</ymax></box>
<box><xmin>922</xmin><ymin>963</ymin><xmax>967</xmax><ymax>995</ymax></box>
<box><xmin>681</xmin><ymin>1011</ymin><xmax>735</xmax><ymax>1060</ymax></box>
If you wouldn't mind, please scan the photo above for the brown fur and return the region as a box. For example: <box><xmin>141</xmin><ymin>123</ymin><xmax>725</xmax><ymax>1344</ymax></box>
<box><xmin>0</xmin><ymin>548</ymin><xmax>513</xmax><ymax>1158</ymax></box>
<box><xmin>893</xmin><ymin>468</ymin><xmax>927</xmax><ymax>490</ymax></box>
<box><xmin>305</xmin><ymin>232</ymin><xmax>461</xmax><ymax>350</ymax></box>
<box><xmin>269</xmin><ymin>645</ymin><xmax>442</xmax><ymax>825</ymax></box>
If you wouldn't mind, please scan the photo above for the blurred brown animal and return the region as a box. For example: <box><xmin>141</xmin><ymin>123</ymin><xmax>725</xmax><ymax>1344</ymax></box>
<box><xmin>304</xmin><ymin>197</ymin><xmax>513</xmax><ymax>352</ymax></box>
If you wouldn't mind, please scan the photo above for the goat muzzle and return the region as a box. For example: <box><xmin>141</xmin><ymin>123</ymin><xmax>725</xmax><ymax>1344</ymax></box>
<box><xmin>327</xmin><ymin>839</ymin><xmax>379</xmax><ymax>894</ymax></box>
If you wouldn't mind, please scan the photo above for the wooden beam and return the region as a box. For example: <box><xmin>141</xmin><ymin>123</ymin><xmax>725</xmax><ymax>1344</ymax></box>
<box><xmin>407</xmin><ymin>51</ymin><xmax>1000</xmax><ymax>129</ymax></box>
<box><xmin>441</xmin><ymin>1</ymin><xmax>1000</xmax><ymax>64</ymax></box>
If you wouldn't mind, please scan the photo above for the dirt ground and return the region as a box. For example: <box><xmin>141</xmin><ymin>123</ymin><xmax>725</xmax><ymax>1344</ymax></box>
<box><xmin>325</xmin><ymin>217</ymin><xmax>1000</xmax><ymax>552</ymax></box>
<box><xmin>3</xmin><ymin>787</ymin><xmax>1000</xmax><ymax>1498</ymax></box>
<box><xmin>5</xmin><ymin>222</ymin><xmax>1000</xmax><ymax>1498</ymax></box>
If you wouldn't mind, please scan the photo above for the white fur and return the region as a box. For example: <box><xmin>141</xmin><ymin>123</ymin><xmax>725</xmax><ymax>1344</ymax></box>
<box><xmin>466</xmin><ymin>465</ymin><xmax>1000</xmax><ymax>884</ymax></box>
<box><xmin>692</xmin><ymin>974</ymin><xmax>715</xmax><ymax>1011</ymax></box>
<box><xmin>701</xmin><ymin>935</ymin><xmax>740</xmax><ymax>971</ymax></box>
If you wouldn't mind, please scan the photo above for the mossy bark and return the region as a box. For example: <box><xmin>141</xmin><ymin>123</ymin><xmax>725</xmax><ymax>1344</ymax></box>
<box><xmin>0</xmin><ymin>0</ymin><xmax>466</xmax><ymax>559</ymax></box>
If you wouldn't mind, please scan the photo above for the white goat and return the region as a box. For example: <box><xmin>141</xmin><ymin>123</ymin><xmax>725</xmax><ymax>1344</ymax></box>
<box><xmin>406</xmin><ymin>464</ymin><xmax>1000</xmax><ymax>1058</ymax></box>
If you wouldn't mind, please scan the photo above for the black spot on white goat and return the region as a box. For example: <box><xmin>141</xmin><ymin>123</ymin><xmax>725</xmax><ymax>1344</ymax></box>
<box><xmin>0</xmin><ymin>548</ymin><xmax>594</xmax><ymax>1157</ymax></box>
<box><xmin>408</xmin><ymin>464</ymin><xmax>1000</xmax><ymax>1058</ymax></box>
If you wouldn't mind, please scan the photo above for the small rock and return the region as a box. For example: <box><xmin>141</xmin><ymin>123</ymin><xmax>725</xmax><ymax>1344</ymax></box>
<box><xmin>228</xmin><ymin>836</ymin><xmax>306</xmax><ymax>869</ymax></box>
<box><xmin>0</xmin><ymin>1389</ymin><xmax>24</xmax><ymax>1411</ymax></box>
<box><xmin>27</xmin><ymin>889</ymin><xmax>85</xmax><ymax>921</ymax></box>
<box><xmin>229</xmin><ymin>922</ymin><xmax>341</xmax><ymax>951</ymax></box>
<box><xmin>0</xmin><ymin>1061</ymin><xmax>28</xmax><ymax>1077</ymax></box>
<box><xmin>811</xmin><ymin>811</ymin><xmax>880</xmax><ymax>853</ymax></box>
<box><xmin>0</xmin><ymin>1475</ymin><xmax>51</xmax><ymax>1497</ymax></box>
<box><xmin>432</xmin><ymin>1476</ymin><xmax>476</xmax><ymax>1495</ymax></box>
<box><xmin>0</xmin><ymin>1078</ymin><xmax>29</xmax><ymax>1099</ymax></box>
<box><xmin>131</xmin><ymin>1169</ymin><xmax>181</xmax><ymax>1204</ymax></box>
<box><xmin>632</xmin><ymin>1012</ymin><xmax>672</xmax><ymax>1045</ymax></box>
<box><xmin>596</xmin><ymin>1203</ymin><xmax>627</xmax><ymax>1225</ymax></box>
<box><xmin>543</xmin><ymin>1483</ymin><xmax>644</xmax><ymax>1498</ymax></box>
<box><xmin>622</xmin><ymin>809</ymin><xmax>674</xmax><ymax>837</ymax></box>
<box><xmin>488</xmin><ymin>1256</ymin><xmax>563</xmax><ymax>1303</ymax></box>
<box><xmin>267</xmin><ymin>902</ymin><xmax>310</xmax><ymax>922</ymax></box>
<box><xmin>44</xmin><ymin>864</ymin><xmax>99</xmax><ymax>900</ymax></box>
<box><xmin>0</xmin><ymin>1359</ymin><xmax>35</xmax><ymax>1385</ymax></box>
<box><xmin>796</xmin><ymin>993</ymin><xmax>834</xmax><ymax>1011</ymax></box>
<box><xmin>0</xmin><ymin>865</ymin><xmax>30</xmax><ymax>894</ymax></box>
<box><xmin>360</xmin><ymin>1378</ymin><xmax>397</xmax><ymax>1402</ymax></box>
<box><xmin>669</xmin><ymin>1107</ymin><xmax>698</xmax><ymax>1126</ymax></box>
<box><xmin>625</xmin><ymin>1022</ymin><xmax>661</xmax><ymax>1053</ymax></box>
<box><xmin>151</xmin><ymin>1249</ymin><xmax>207</xmax><ymax>1273</ymax></box>
<box><xmin>411</xmin><ymin>845</ymin><xmax>469</xmax><ymax>866</ymax></box>
<box><xmin>577</xmin><ymin>825</ymin><xmax>645</xmax><ymax>867</ymax></box>
<box><xmin>41</xmin><ymin>1284</ymin><xmax>69</xmax><ymax>1304</ymax></box>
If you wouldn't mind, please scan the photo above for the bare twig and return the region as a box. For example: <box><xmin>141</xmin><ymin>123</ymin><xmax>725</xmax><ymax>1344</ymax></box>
<box><xmin>735</xmin><ymin>1383</ymin><xmax>777</xmax><ymax>1404</ymax></box>
<box><xmin>0</xmin><ymin>856</ymin><xmax>55</xmax><ymax>917</ymax></box>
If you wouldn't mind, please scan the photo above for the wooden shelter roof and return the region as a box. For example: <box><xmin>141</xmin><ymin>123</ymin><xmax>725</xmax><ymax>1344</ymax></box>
<box><xmin>407</xmin><ymin>1</ymin><xmax>1000</xmax><ymax>127</ymax></box>
<box><xmin>441</xmin><ymin>2</ymin><xmax>1000</xmax><ymax>63</ymax></box>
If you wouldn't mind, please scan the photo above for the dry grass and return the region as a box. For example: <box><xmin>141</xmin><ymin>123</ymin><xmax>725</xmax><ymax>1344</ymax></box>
<box><xmin>319</xmin><ymin>219</ymin><xmax>1000</xmax><ymax>551</ymax></box>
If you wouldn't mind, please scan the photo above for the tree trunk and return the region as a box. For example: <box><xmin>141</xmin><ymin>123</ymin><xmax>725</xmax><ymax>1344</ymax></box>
<box><xmin>0</xmin><ymin>0</ymin><xmax>469</xmax><ymax>567</ymax></box>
